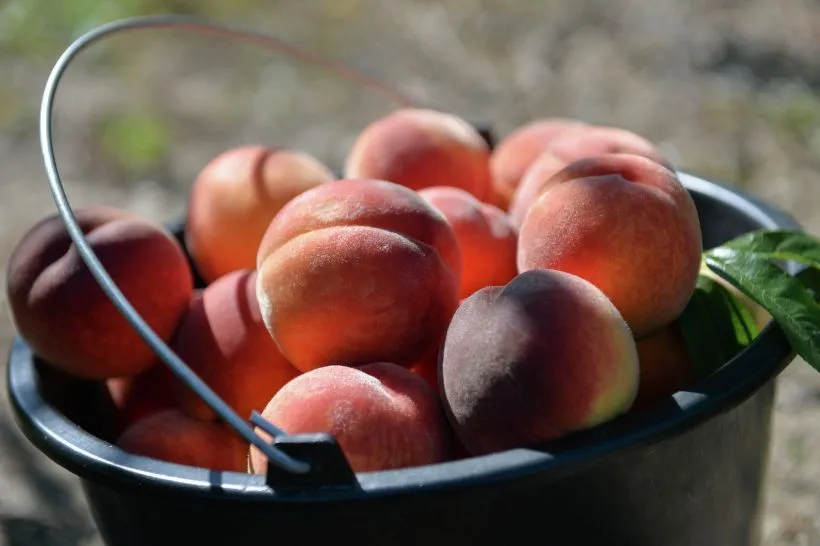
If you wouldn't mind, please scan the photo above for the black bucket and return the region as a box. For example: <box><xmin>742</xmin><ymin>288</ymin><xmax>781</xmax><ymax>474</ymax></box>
<box><xmin>6</xmin><ymin>172</ymin><xmax>800</xmax><ymax>546</ymax></box>
<box><xmin>3</xmin><ymin>15</ymin><xmax>805</xmax><ymax>546</ymax></box>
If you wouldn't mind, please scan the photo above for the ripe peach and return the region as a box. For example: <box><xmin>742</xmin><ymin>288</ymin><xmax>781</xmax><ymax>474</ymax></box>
<box><xmin>6</xmin><ymin>207</ymin><xmax>194</xmax><ymax>379</ymax></box>
<box><xmin>489</xmin><ymin>118</ymin><xmax>588</xmax><ymax>209</ymax></box>
<box><xmin>418</xmin><ymin>186</ymin><xmax>518</xmax><ymax>299</ymax></box>
<box><xmin>116</xmin><ymin>409</ymin><xmax>248</xmax><ymax>472</ymax></box>
<box><xmin>185</xmin><ymin>145</ymin><xmax>334</xmax><ymax>283</ymax></box>
<box><xmin>170</xmin><ymin>269</ymin><xmax>300</xmax><ymax>421</ymax></box>
<box><xmin>106</xmin><ymin>364</ymin><xmax>179</xmax><ymax>431</ymax></box>
<box><xmin>632</xmin><ymin>324</ymin><xmax>694</xmax><ymax>412</ymax></box>
<box><xmin>548</xmin><ymin>125</ymin><xmax>671</xmax><ymax>168</ymax></box>
<box><xmin>256</xmin><ymin>178</ymin><xmax>461</xmax><ymax>372</ymax></box>
<box><xmin>440</xmin><ymin>269</ymin><xmax>639</xmax><ymax>455</ymax></box>
<box><xmin>248</xmin><ymin>362</ymin><xmax>451</xmax><ymax>474</ymax></box>
<box><xmin>517</xmin><ymin>154</ymin><xmax>703</xmax><ymax>337</ymax></box>
<box><xmin>508</xmin><ymin>125</ymin><xmax>671</xmax><ymax>226</ymax></box>
<box><xmin>344</xmin><ymin>108</ymin><xmax>492</xmax><ymax>202</ymax></box>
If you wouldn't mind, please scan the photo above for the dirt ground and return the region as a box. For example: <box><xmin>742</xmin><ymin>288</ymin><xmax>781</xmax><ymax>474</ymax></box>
<box><xmin>2</xmin><ymin>2</ymin><xmax>820</xmax><ymax>544</ymax></box>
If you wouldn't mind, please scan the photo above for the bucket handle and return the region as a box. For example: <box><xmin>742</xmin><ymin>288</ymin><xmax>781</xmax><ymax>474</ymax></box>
<box><xmin>38</xmin><ymin>14</ymin><xmax>417</xmax><ymax>484</ymax></box>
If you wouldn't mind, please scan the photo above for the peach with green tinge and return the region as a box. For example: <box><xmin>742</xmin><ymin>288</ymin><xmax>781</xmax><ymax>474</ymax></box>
<box><xmin>418</xmin><ymin>186</ymin><xmax>518</xmax><ymax>299</ymax></box>
<box><xmin>440</xmin><ymin>269</ymin><xmax>639</xmax><ymax>455</ymax></box>
<box><xmin>185</xmin><ymin>145</ymin><xmax>334</xmax><ymax>283</ymax></box>
<box><xmin>517</xmin><ymin>153</ymin><xmax>703</xmax><ymax>337</ymax></box>
<box><xmin>248</xmin><ymin>362</ymin><xmax>452</xmax><ymax>473</ymax></box>
<box><xmin>344</xmin><ymin>108</ymin><xmax>492</xmax><ymax>202</ymax></box>
<box><xmin>256</xmin><ymin>178</ymin><xmax>461</xmax><ymax>373</ymax></box>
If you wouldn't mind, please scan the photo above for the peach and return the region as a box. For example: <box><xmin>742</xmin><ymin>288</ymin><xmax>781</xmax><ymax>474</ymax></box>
<box><xmin>632</xmin><ymin>324</ymin><xmax>694</xmax><ymax>412</ymax></box>
<box><xmin>344</xmin><ymin>108</ymin><xmax>492</xmax><ymax>202</ymax></box>
<box><xmin>548</xmin><ymin>125</ymin><xmax>671</xmax><ymax>168</ymax></box>
<box><xmin>440</xmin><ymin>269</ymin><xmax>639</xmax><ymax>455</ymax></box>
<box><xmin>170</xmin><ymin>269</ymin><xmax>300</xmax><ymax>421</ymax></box>
<box><xmin>517</xmin><ymin>154</ymin><xmax>703</xmax><ymax>337</ymax></box>
<box><xmin>248</xmin><ymin>362</ymin><xmax>451</xmax><ymax>474</ymax></box>
<box><xmin>508</xmin><ymin>125</ymin><xmax>671</xmax><ymax>226</ymax></box>
<box><xmin>418</xmin><ymin>186</ymin><xmax>518</xmax><ymax>299</ymax></box>
<box><xmin>106</xmin><ymin>364</ymin><xmax>179</xmax><ymax>431</ymax></box>
<box><xmin>185</xmin><ymin>145</ymin><xmax>334</xmax><ymax>283</ymax></box>
<box><xmin>116</xmin><ymin>409</ymin><xmax>248</xmax><ymax>472</ymax></box>
<box><xmin>489</xmin><ymin>118</ymin><xmax>588</xmax><ymax>209</ymax></box>
<box><xmin>256</xmin><ymin>178</ymin><xmax>461</xmax><ymax>372</ymax></box>
<box><xmin>6</xmin><ymin>206</ymin><xmax>194</xmax><ymax>379</ymax></box>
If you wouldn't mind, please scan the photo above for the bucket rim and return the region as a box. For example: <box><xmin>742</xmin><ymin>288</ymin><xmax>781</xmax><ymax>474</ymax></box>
<box><xmin>5</xmin><ymin>171</ymin><xmax>799</xmax><ymax>502</ymax></box>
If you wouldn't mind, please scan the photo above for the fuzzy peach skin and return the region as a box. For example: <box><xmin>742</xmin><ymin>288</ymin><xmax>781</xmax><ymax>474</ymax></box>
<box><xmin>418</xmin><ymin>186</ymin><xmax>518</xmax><ymax>299</ymax></box>
<box><xmin>517</xmin><ymin>154</ymin><xmax>703</xmax><ymax>337</ymax></box>
<box><xmin>631</xmin><ymin>323</ymin><xmax>694</xmax><ymax>412</ymax></box>
<box><xmin>440</xmin><ymin>269</ymin><xmax>639</xmax><ymax>456</ymax></box>
<box><xmin>489</xmin><ymin>118</ymin><xmax>588</xmax><ymax>209</ymax></box>
<box><xmin>256</xmin><ymin>178</ymin><xmax>461</xmax><ymax>372</ymax></box>
<box><xmin>170</xmin><ymin>269</ymin><xmax>300</xmax><ymax>421</ymax></box>
<box><xmin>185</xmin><ymin>145</ymin><xmax>334</xmax><ymax>284</ymax></box>
<box><xmin>248</xmin><ymin>362</ymin><xmax>452</xmax><ymax>473</ymax></box>
<box><xmin>508</xmin><ymin>125</ymin><xmax>671</xmax><ymax>226</ymax></box>
<box><xmin>5</xmin><ymin>206</ymin><xmax>194</xmax><ymax>379</ymax></box>
<box><xmin>116</xmin><ymin>409</ymin><xmax>249</xmax><ymax>472</ymax></box>
<box><xmin>344</xmin><ymin>108</ymin><xmax>492</xmax><ymax>202</ymax></box>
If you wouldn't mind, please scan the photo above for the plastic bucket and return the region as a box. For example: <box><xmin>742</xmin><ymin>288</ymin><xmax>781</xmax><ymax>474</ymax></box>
<box><xmin>4</xmin><ymin>15</ymin><xmax>805</xmax><ymax>546</ymax></box>
<box><xmin>5</xmin><ymin>171</ymin><xmax>800</xmax><ymax>546</ymax></box>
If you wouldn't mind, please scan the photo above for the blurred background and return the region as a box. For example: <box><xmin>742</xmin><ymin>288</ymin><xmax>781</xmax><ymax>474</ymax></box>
<box><xmin>1</xmin><ymin>1</ymin><xmax>820</xmax><ymax>544</ymax></box>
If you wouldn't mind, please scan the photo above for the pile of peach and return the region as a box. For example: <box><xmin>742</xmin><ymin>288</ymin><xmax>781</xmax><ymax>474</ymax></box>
<box><xmin>7</xmin><ymin>108</ymin><xmax>726</xmax><ymax>475</ymax></box>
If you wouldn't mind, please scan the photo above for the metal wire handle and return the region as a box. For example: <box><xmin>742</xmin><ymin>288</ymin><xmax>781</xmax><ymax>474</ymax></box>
<box><xmin>39</xmin><ymin>14</ymin><xmax>418</xmax><ymax>476</ymax></box>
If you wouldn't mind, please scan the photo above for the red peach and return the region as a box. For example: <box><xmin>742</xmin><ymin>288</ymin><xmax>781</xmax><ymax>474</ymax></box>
<box><xmin>344</xmin><ymin>108</ymin><xmax>492</xmax><ymax>202</ymax></box>
<box><xmin>489</xmin><ymin>118</ymin><xmax>588</xmax><ymax>209</ymax></box>
<box><xmin>116</xmin><ymin>409</ymin><xmax>249</xmax><ymax>472</ymax></box>
<box><xmin>185</xmin><ymin>145</ymin><xmax>334</xmax><ymax>283</ymax></box>
<box><xmin>517</xmin><ymin>154</ymin><xmax>703</xmax><ymax>337</ymax></box>
<box><xmin>170</xmin><ymin>269</ymin><xmax>300</xmax><ymax>421</ymax></box>
<box><xmin>508</xmin><ymin>125</ymin><xmax>671</xmax><ymax>226</ymax></box>
<box><xmin>419</xmin><ymin>186</ymin><xmax>518</xmax><ymax>299</ymax></box>
<box><xmin>440</xmin><ymin>270</ymin><xmax>639</xmax><ymax>455</ymax></box>
<box><xmin>106</xmin><ymin>364</ymin><xmax>179</xmax><ymax>431</ymax></box>
<box><xmin>6</xmin><ymin>207</ymin><xmax>194</xmax><ymax>379</ymax></box>
<box><xmin>248</xmin><ymin>362</ymin><xmax>452</xmax><ymax>473</ymax></box>
<box><xmin>632</xmin><ymin>324</ymin><xmax>694</xmax><ymax>412</ymax></box>
<box><xmin>256</xmin><ymin>179</ymin><xmax>460</xmax><ymax>372</ymax></box>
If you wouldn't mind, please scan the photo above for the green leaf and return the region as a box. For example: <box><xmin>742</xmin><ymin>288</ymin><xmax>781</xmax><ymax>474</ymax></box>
<box><xmin>796</xmin><ymin>267</ymin><xmax>820</xmax><ymax>300</ymax></box>
<box><xmin>703</xmin><ymin>247</ymin><xmax>820</xmax><ymax>372</ymax></box>
<box><xmin>677</xmin><ymin>273</ymin><xmax>760</xmax><ymax>379</ymax></box>
<box><xmin>723</xmin><ymin>228</ymin><xmax>820</xmax><ymax>268</ymax></box>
